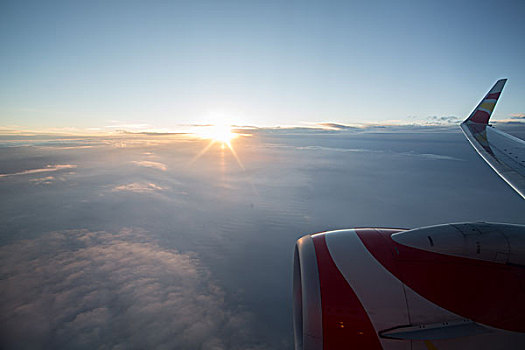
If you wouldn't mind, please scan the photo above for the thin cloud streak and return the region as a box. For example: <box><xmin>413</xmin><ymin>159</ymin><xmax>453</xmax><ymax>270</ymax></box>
<box><xmin>131</xmin><ymin>160</ymin><xmax>167</xmax><ymax>171</ymax></box>
<box><xmin>0</xmin><ymin>165</ymin><xmax>77</xmax><ymax>178</ymax></box>
<box><xmin>111</xmin><ymin>183</ymin><xmax>167</xmax><ymax>193</ymax></box>
<box><xmin>104</xmin><ymin>123</ymin><xmax>151</xmax><ymax>130</ymax></box>
<box><xmin>296</xmin><ymin>146</ymin><xmax>462</xmax><ymax>161</ymax></box>
<box><xmin>29</xmin><ymin>176</ymin><xmax>55</xmax><ymax>185</ymax></box>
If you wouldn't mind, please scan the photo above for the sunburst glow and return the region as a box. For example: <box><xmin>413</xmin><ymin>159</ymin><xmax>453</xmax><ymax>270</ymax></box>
<box><xmin>195</xmin><ymin>124</ymin><xmax>238</xmax><ymax>146</ymax></box>
<box><xmin>191</xmin><ymin>124</ymin><xmax>244</xmax><ymax>169</ymax></box>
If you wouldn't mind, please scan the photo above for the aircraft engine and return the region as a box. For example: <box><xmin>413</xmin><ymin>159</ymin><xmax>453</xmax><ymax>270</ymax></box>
<box><xmin>293</xmin><ymin>224</ymin><xmax>525</xmax><ymax>350</ymax></box>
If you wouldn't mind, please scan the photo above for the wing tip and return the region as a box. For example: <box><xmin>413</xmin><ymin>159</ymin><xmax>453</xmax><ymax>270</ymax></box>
<box><xmin>464</xmin><ymin>79</ymin><xmax>507</xmax><ymax>125</ymax></box>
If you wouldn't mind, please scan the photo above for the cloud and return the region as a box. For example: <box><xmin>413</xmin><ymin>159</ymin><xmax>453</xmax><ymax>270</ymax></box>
<box><xmin>0</xmin><ymin>229</ymin><xmax>267</xmax><ymax>350</ymax></box>
<box><xmin>317</xmin><ymin>123</ymin><xmax>359</xmax><ymax>130</ymax></box>
<box><xmin>401</xmin><ymin>152</ymin><xmax>460</xmax><ymax>161</ymax></box>
<box><xmin>425</xmin><ymin>115</ymin><xmax>460</xmax><ymax>124</ymax></box>
<box><xmin>0</xmin><ymin>165</ymin><xmax>77</xmax><ymax>178</ymax></box>
<box><xmin>488</xmin><ymin>115</ymin><xmax>525</xmax><ymax>124</ymax></box>
<box><xmin>296</xmin><ymin>146</ymin><xmax>461</xmax><ymax>161</ymax></box>
<box><xmin>296</xmin><ymin>145</ymin><xmax>369</xmax><ymax>153</ymax></box>
<box><xmin>104</xmin><ymin>123</ymin><xmax>151</xmax><ymax>130</ymax></box>
<box><xmin>131</xmin><ymin>160</ymin><xmax>167</xmax><ymax>171</ymax></box>
<box><xmin>38</xmin><ymin>145</ymin><xmax>94</xmax><ymax>150</ymax></box>
<box><xmin>111</xmin><ymin>182</ymin><xmax>167</xmax><ymax>193</ymax></box>
<box><xmin>29</xmin><ymin>176</ymin><xmax>55</xmax><ymax>185</ymax></box>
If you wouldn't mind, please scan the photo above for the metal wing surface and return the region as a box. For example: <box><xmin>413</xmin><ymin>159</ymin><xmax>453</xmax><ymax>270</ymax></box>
<box><xmin>461</xmin><ymin>79</ymin><xmax>525</xmax><ymax>199</ymax></box>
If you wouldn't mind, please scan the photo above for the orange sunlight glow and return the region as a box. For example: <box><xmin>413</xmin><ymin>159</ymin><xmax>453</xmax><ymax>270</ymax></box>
<box><xmin>191</xmin><ymin>124</ymin><xmax>244</xmax><ymax>169</ymax></box>
<box><xmin>194</xmin><ymin>124</ymin><xmax>238</xmax><ymax>146</ymax></box>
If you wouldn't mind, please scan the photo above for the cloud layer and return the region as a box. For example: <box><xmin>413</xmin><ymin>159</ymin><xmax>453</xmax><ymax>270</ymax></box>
<box><xmin>0</xmin><ymin>229</ymin><xmax>265</xmax><ymax>350</ymax></box>
<box><xmin>2</xmin><ymin>125</ymin><xmax>525</xmax><ymax>349</ymax></box>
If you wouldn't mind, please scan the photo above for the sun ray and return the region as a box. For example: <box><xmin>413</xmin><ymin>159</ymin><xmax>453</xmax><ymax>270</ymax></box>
<box><xmin>190</xmin><ymin>123</ymin><xmax>245</xmax><ymax>170</ymax></box>
<box><xmin>226</xmin><ymin>142</ymin><xmax>245</xmax><ymax>170</ymax></box>
<box><xmin>190</xmin><ymin>139</ymin><xmax>216</xmax><ymax>164</ymax></box>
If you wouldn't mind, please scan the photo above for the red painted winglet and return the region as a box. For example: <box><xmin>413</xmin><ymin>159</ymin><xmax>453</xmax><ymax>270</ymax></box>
<box><xmin>464</xmin><ymin>79</ymin><xmax>506</xmax><ymax>125</ymax></box>
<box><xmin>312</xmin><ymin>234</ymin><xmax>382</xmax><ymax>349</ymax></box>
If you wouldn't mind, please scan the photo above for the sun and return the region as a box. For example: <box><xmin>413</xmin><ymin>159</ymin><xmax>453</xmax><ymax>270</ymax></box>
<box><xmin>191</xmin><ymin>123</ymin><xmax>244</xmax><ymax>169</ymax></box>
<box><xmin>195</xmin><ymin>124</ymin><xmax>238</xmax><ymax>146</ymax></box>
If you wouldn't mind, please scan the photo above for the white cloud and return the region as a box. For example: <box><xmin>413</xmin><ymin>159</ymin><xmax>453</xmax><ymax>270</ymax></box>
<box><xmin>296</xmin><ymin>146</ymin><xmax>461</xmax><ymax>161</ymax></box>
<box><xmin>104</xmin><ymin>123</ymin><xmax>151</xmax><ymax>129</ymax></box>
<box><xmin>29</xmin><ymin>176</ymin><xmax>55</xmax><ymax>185</ymax></box>
<box><xmin>111</xmin><ymin>182</ymin><xmax>167</xmax><ymax>193</ymax></box>
<box><xmin>37</xmin><ymin>145</ymin><xmax>94</xmax><ymax>150</ymax></box>
<box><xmin>0</xmin><ymin>229</ymin><xmax>268</xmax><ymax>350</ymax></box>
<box><xmin>131</xmin><ymin>160</ymin><xmax>167</xmax><ymax>171</ymax></box>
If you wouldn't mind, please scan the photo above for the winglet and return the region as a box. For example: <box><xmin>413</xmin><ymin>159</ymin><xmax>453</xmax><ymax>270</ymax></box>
<box><xmin>464</xmin><ymin>79</ymin><xmax>507</xmax><ymax>124</ymax></box>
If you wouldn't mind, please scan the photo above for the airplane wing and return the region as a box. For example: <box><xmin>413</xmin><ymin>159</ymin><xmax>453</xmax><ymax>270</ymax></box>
<box><xmin>460</xmin><ymin>79</ymin><xmax>525</xmax><ymax>199</ymax></box>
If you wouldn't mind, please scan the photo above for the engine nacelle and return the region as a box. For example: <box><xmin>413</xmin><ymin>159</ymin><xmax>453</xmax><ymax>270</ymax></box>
<box><xmin>293</xmin><ymin>224</ymin><xmax>525</xmax><ymax>350</ymax></box>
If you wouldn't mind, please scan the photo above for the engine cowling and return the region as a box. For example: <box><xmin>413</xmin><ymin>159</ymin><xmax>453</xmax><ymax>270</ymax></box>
<box><xmin>293</xmin><ymin>224</ymin><xmax>525</xmax><ymax>350</ymax></box>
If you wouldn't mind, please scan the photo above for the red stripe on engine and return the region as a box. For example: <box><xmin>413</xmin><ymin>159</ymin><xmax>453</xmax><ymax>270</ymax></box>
<box><xmin>356</xmin><ymin>229</ymin><xmax>525</xmax><ymax>333</ymax></box>
<box><xmin>312</xmin><ymin>234</ymin><xmax>382</xmax><ymax>349</ymax></box>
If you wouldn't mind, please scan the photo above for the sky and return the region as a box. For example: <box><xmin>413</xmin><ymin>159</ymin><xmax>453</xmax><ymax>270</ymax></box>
<box><xmin>1</xmin><ymin>0</ymin><xmax>525</xmax><ymax>132</ymax></box>
<box><xmin>1</xmin><ymin>125</ymin><xmax>525</xmax><ymax>349</ymax></box>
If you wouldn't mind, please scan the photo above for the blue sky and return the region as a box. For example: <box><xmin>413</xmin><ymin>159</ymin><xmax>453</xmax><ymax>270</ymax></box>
<box><xmin>1</xmin><ymin>0</ymin><xmax>524</xmax><ymax>132</ymax></box>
